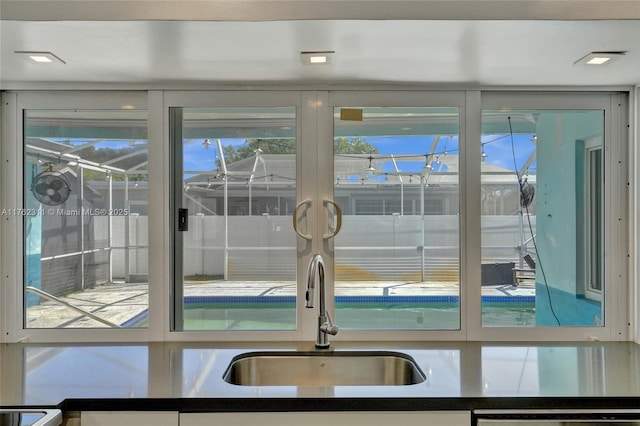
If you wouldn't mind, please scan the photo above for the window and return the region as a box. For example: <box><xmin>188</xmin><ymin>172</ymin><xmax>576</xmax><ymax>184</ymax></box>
<box><xmin>171</xmin><ymin>105</ymin><xmax>298</xmax><ymax>331</ymax></box>
<box><xmin>23</xmin><ymin>108</ymin><xmax>148</xmax><ymax>329</ymax></box>
<box><xmin>584</xmin><ymin>140</ymin><xmax>603</xmax><ymax>301</ymax></box>
<box><xmin>480</xmin><ymin>108</ymin><xmax>606</xmax><ymax>327</ymax></box>
<box><xmin>3</xmin><ymin>90</ymin><xmax>628</xmax><ymax>341</ymax></box>
<box><xmin>354</xmin><ymin>199</ymin><xmax>384</xmax><ymax>215</ymax></box>
<box><xmin>332</xmin><ymin>105</ymin><xmax>461</xmax><ymax>330</ymax></box>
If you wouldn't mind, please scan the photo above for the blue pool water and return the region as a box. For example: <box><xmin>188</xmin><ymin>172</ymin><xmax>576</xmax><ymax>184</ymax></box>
<box><xmin>122</xmin><ymin>295</ymin><xmax>535</xmax><ymax>329</ymax></box>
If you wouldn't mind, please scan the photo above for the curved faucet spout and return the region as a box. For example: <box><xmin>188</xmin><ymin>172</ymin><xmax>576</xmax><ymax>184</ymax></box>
<box><xmin>305</xmin><ymin>254</ymin><xmax>338</xmax><ymax>349</ymax></box>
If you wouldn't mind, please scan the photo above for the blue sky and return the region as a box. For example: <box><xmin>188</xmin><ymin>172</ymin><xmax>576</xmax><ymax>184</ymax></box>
<box><xmin>482</xmin><ymin>133</ymin><xmax>537</xmax><ymax>174</ymax></box>
<box><xmin>182</xmin><ymin>133</ymin><xmax>536</xmax><ymax>176</ymax></box>
<box><xmin>48</xmin><ymin>134</ymin><xmax>536</xmax><ymax>178</ymax></box>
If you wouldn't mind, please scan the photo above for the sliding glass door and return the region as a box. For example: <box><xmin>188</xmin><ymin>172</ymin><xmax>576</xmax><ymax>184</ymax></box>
<box><xmin>23</xmin><ymin>108</ymin><xmax>149</xmax><ymax>329</ymax></box>
<box><xmin>169</xmin><ymin>91</ymin><xmax>465</xmax><ymax>334</ymax></box>
<box><xmin>330</xmin><ymin>104</ymin><xmax>461</xmax><ymax>330</ymax></box>
<box><xmin>479</xmin><ymin>95</ymin><xmax>615</xmax><ymax>330</ymax></box>
<box><xmin>171</xmin><ymin>104</ymin><xmax>299</xmax><ymax>331</ymax></box>
<box><xmin>6</xmin><ymin>90</ymin><xmax>627</xmax><ymax>341</ymax></box>
<box><xmin>167</xmin><ymin>90</ymin><xmax>623</xmax><ymax>340</ymax></box>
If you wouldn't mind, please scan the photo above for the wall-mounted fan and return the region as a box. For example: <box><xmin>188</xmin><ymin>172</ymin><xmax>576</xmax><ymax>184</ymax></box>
<box><xmin>520</xmin><ymin>177</ymin><xmax>535</xmax><ymax>208</ymax></box>
<box><xmin>31</xmin><ymin>166</ymin><xmax>72</xmax><ymax>206</ymax></box>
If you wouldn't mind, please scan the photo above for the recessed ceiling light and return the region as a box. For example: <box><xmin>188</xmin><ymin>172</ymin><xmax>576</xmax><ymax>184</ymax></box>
<box><xmin>15</xmin><ymin>51</ymin><xmax>66</xmax><ymax>64</ymax></box>
<box><xmin>300</xmin><ymin>51</ymin><xmax>334</xmax><ymax>65</ymax></box>
<box><xmin>31</xmin><ymin>55</ymin><xmax>53</xmax><ymax>63</ymax></box>
<box><xmin>574</xmin><ymin>51</ymin><xmax>626</xmax><ymax>66</ymax></box>
<box><xmin>587</xmin><ymin>57</ymin><xmax>611</xmax><ymax>65</ymax></box>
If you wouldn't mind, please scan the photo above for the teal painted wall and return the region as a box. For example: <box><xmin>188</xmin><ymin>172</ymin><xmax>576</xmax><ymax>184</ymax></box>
<box><xmin>535</xmin><ymin>110</ymin><xmax>603</xmax><ymax>326</ymax></box>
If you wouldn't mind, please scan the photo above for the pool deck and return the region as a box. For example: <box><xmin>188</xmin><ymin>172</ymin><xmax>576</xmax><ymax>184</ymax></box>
<box><xmin>25</xmin><ymin>280</ymin><xmax>535</xmax><ymax>328</ymax></box>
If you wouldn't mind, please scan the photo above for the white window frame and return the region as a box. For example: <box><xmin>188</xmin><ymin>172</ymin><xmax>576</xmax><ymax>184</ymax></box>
<box><xmin>0</xmin><ymin>91</ymin><xmax>152</xmax><ymax>343</ymax></box>
<box><xmin>0</xmin><ymin>89</ymin><xmax>631</xmax><ymax>343</ymax></box>
<box><xmin>162</xmin><ymin>90</ymin><xmax>309</xmax><ymax>343</ymax></box>
<box><xmin>326</xmin><ymin>90</ymin><xmax>471</xmax><ymax>342</ymax></box>
<box><xmin>584</xmin><ymin>137</ymin><xmax>603</xmax><ymax>302</ymax></box>
<box><xmin>478</xmin><ymin>92</ymin><xmax>629</xmax><ymax>342</ymax></box>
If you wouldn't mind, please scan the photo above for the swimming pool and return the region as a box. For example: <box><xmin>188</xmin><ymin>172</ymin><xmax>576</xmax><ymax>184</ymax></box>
<box><xmin>123</xmin><ymin>295</ymin><xmax>535</xmax><ymax>329</ymax></box>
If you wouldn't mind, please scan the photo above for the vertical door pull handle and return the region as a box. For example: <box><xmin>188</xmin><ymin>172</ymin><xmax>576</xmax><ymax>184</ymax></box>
<box><xmin>292</xmin><ymin>199</ymin><xmax>312</xmax><ymax>240</ymax></box>
<box><xmin>323</xmin><ymin>199</ymin><xmax>342</xmax><ymax>240</ymax></box>
<box><xmin>178</xmin><ymin>208</ymin><xmax>189</xmax><ymax>232</ymax></box>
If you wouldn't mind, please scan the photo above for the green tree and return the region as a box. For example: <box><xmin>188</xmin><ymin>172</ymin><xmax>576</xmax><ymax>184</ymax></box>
<box><xmin>215</xmin><ymin>138</ymin><xmax>295</xmax><ymax>169</ymax></box>
<box><xmin>334</xmin><ymin>137</ymin><xmax>378</xmax><ymax>154</ymax></box>
<box><xmin>236</xmin><ymin>138</ymin><xmax>296</xmax><ymax>156</ymax></box>
<box><xmin>215</xmin><ymin>137</ymin><xmax>377</xmax><ymax>168</ymax></box>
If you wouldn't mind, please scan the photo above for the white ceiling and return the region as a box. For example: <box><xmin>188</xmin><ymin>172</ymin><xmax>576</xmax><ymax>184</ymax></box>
<box><xmin>1</xmin><ymin>3</ymin><xmax>639</xmax><ymax>88</ymax></box>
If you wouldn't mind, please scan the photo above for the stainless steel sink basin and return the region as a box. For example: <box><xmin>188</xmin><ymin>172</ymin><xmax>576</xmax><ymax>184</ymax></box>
<box><xmin>223</xmin><ymin>350</ymin><xmax>426</xmax><ymax>386</ymax></box>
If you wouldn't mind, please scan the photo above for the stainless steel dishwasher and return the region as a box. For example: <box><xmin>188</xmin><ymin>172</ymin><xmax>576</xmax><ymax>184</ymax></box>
<box><xmin>474</xmin><ymin>409</ymin><xmax>640</xmax><ymax>425</ymax></box>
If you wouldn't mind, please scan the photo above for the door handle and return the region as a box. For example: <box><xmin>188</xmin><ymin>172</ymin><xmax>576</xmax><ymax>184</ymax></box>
<box><xmin>178</xmin><ymin>208</ymin><xmax>189</xmax><ymax>232</ymax></box>
<box><xmin>293</xmin><ymin>199</ymin><xmax>342</xmax><ymax>240</ymax></box>
<box><xmin>323</xmin><ymin>199</ymin><xmax>342</xmax><ymax>240</ymax></box>
<box><xmin>292</xmin><ymin>199</ymin><xmax>312</xmax><ymax>240</ymax></box>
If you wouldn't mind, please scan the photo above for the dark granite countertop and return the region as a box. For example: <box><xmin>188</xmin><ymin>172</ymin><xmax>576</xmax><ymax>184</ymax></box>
<box><xmin>2</xmin><ymin>341</ymin><xmax>640</xmax><ymax>412</ymax></box>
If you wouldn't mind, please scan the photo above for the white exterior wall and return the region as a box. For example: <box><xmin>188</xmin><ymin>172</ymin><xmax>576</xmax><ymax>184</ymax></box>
<box><xmin>109</xmin><ymin>215</ymin><xmax>533</xmax><ymax>279</ymax></box>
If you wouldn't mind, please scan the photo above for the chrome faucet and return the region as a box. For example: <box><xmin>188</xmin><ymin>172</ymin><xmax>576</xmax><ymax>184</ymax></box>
<box><xmin>305</xmin><ymin>254</ymin><xmax>338</xmax><ymax>349</ymax></box>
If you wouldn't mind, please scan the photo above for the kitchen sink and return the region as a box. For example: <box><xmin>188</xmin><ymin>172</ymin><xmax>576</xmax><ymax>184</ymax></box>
<box><xmin>223</xmin><ymin>350</ymin><xmax>426</xmax><ymax>386</ymax></box>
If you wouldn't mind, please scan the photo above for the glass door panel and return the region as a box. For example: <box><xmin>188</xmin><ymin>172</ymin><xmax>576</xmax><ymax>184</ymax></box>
<box><xmin>480</xmin><ymin>109</ymin><xmax>604</xmax><ymax>327</ymax></box>
<box><xmin>332</xmin><ymin>107</ymin><xmax>461</xmax><ymax>330</ymax></box>
<box><xmin>173</xmin><ymin>107</ymin><xmax>298</xmax><ymax>331</ymax></box>
<box><xmin>23</xmin><ymin>109</ymin><xmax>149</xmax><ymax>329</ymax></box>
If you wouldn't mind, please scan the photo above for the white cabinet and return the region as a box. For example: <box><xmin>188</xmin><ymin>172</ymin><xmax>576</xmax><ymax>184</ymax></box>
<box><xmin>81</xmin><ymin>411</ymin><xmax>179</xmax><ymax>426</ymax></box>
<box><xmin>180</xmin><ymin>411</ymin><xmax>470</xmax><ymax>426</ymax></box>
<box><xmin>80</xmin><ymin>410</ymin><xmax>471</xmax><ymax>425</ymax></box>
